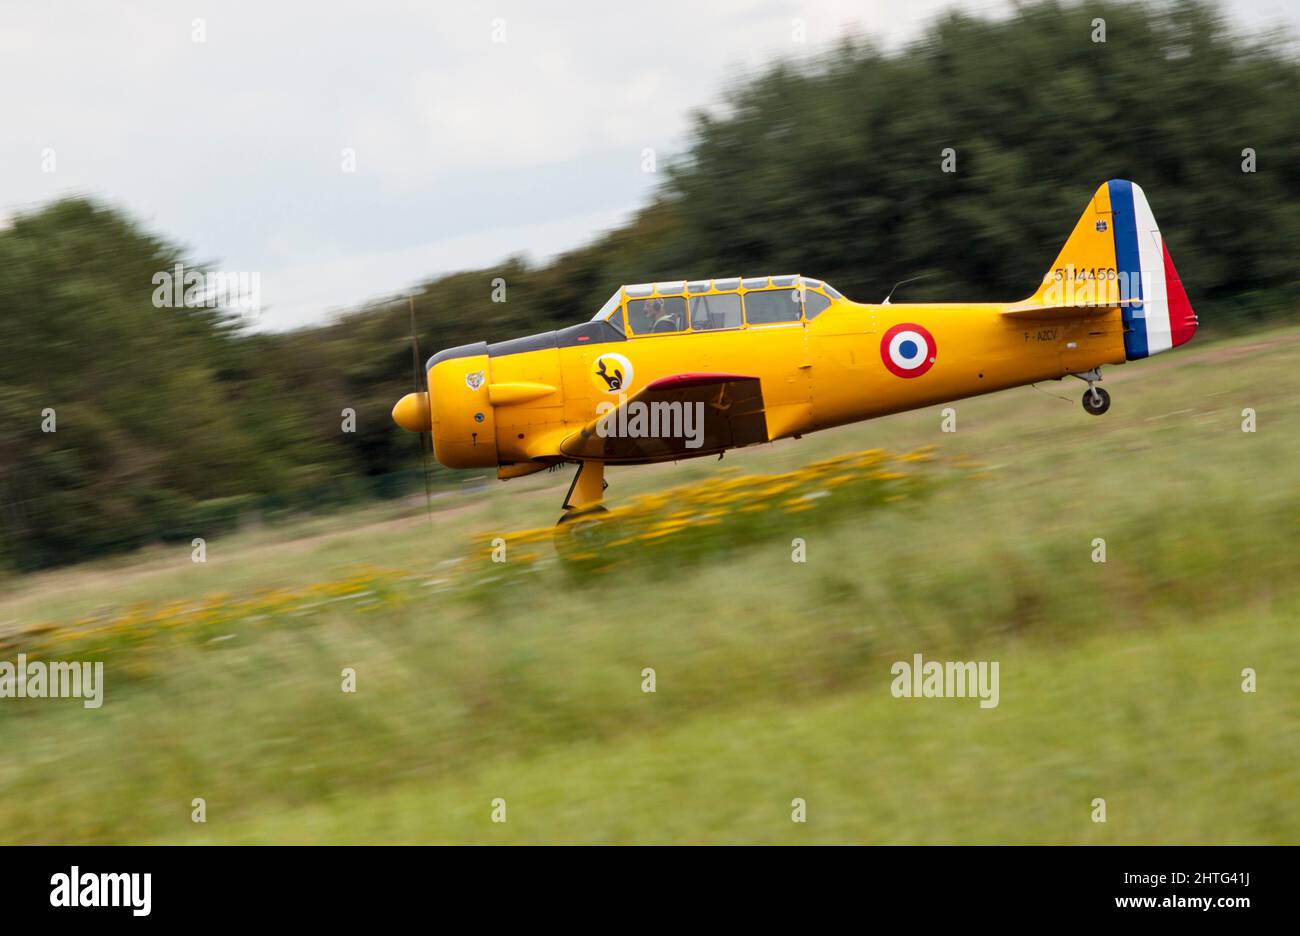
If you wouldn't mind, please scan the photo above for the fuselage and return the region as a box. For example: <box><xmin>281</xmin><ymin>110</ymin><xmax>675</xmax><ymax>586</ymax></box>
<box><xmin>421</xmin><ymin>292</ymin><xmax>1128</xmax><ymax>471</ymax></box>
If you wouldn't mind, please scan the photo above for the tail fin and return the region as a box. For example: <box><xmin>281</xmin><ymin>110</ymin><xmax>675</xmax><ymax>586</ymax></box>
<box><xmin>1023</xmin><ymin>180</ymin><xmax>1197</xmax><ymax>359</ymax></box>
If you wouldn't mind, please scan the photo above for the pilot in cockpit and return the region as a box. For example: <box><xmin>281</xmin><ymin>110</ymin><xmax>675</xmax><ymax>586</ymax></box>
<box><xmin>647</xmin><ymin>297</ymin><xmax>678</xmax><ymax>332</ymax></box>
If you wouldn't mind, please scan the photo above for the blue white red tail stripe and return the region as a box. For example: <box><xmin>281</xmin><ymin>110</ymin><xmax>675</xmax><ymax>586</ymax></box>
<box><xmin>1107</xmin><ymin>179</ymin><xmax>1196</xmax><ymax>360</ymax></box>
<box><xmin>1108</xmin><ymin>180</ymin><xmax>1148</xmax><ymax>359</ymax></box>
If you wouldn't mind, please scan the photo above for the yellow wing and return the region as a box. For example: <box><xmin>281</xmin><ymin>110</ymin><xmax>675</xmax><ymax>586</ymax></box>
<box><xmin>559</xmin><ymin>373</ymin><xmax>767</xmax><ymax>463</ymax></box>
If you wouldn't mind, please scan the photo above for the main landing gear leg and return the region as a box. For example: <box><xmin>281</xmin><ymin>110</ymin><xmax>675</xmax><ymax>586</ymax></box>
<box><xmin>558</xmin><ymin>460</ymin><xmax>608</xmax><ymax>525</ymax></box>
<box><xmin>1072</xmin><ymin>368</ymin><xmax>1111</xmax><ymax>416</ymax></box>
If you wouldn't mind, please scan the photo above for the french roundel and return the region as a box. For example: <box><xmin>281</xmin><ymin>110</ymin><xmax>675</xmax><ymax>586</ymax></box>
<box><xmin>880</xmin><ymin>323</ymin><xmax>937</xmax><ymax>378</ymax></box>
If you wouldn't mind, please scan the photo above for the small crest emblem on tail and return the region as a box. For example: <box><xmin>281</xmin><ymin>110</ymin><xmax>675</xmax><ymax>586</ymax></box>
<box><xmin>465</xmin><ymin>370</ymin><xmax>485</xmax><ymax>390</ymax></box>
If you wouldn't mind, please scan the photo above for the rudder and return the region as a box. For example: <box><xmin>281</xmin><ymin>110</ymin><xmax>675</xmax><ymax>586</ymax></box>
<box><xmin>1028</xmin><ymin>180</ymin><xmax>1197</xmax><ymax>359</ymax></box>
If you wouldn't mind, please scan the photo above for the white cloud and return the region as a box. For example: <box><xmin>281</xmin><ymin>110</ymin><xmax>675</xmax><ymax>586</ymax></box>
<box><xmin>258</xmin><ymin>203</ymin><xmax>638</xmax><ymax>330</ymax></box>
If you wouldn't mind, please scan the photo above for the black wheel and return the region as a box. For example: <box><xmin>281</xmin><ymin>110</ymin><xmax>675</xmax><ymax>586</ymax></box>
<box><xmin>1082</xmin><ymin>386</ymin><xmax>1111</xmax><ymax>415</ymax></box>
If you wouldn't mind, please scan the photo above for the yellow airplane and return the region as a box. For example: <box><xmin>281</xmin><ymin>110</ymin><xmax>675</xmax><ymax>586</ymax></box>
<box><xmin>393</xmin><ymin>179</ymin><xmax>1196</xmax><ymax>521</ymax></box>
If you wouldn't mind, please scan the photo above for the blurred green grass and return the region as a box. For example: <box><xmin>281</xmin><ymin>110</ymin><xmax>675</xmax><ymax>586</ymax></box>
<box><xmin>0</xmin><ymin>327</ymin><xmax>1297</xmax><ymax>844</ymax></box>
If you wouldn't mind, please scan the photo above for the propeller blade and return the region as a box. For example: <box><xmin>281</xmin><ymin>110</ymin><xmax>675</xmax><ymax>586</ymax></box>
<box><xmin>408</xmin><ymin>296</ymin><xmax>434</xmax><ymax>527</ymax></box>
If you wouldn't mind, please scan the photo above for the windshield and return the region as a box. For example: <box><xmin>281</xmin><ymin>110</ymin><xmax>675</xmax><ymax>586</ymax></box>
<box><xmin>590</xmin><ymin>289</ymin><xmax>622</xmax><ymax>322</ymax></box>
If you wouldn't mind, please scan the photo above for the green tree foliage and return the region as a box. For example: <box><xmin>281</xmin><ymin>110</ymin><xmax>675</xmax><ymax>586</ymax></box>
<box><xmin>0</xmin><ymin>202</ymin><xmax>336</xmax><ymax>569</ymax></box>
<box><xmin>1</xmin><ymin>1</ymin><xmax>1295</xmax><ymax>571</ymax></box>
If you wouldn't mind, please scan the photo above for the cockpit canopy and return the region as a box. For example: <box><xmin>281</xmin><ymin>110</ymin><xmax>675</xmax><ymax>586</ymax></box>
<box><xmin>590</xmin><ymin>275</ymin><xmax>845</xmax><ymax>336</ymax></box>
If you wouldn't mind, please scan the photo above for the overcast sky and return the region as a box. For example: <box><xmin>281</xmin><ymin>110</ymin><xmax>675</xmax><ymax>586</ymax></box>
<box><xmin>2</xmin><ymin>0</ymin><xmax>1295</xmax><ymax>330</ymax></box>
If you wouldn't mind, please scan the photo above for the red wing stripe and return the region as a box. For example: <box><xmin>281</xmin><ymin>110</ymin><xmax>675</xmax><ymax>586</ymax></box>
<box><xmin>645</xmin><ymin>372</ymin><xmax>756</xmax><ymax>391</ymax></box>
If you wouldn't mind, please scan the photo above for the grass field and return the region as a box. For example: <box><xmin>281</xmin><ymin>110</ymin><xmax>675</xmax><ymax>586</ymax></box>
<box><xmin>1</xmin><ymin>327</ymin><xmax>1297</xmax><ymax>844</ymax></box>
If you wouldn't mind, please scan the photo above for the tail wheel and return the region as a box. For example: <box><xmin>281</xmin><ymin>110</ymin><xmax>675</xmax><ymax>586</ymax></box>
<box><xmin>1082</xmin><ymin>386</ymin><xmax>1111</xmax><ymax>416</ymax></box>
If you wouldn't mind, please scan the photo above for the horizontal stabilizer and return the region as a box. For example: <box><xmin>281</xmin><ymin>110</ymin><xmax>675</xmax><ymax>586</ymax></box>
<box><xmin>1001</xmin><ymin>299</ymin><xmax>1138</xmax><ymax>319</ymax></box>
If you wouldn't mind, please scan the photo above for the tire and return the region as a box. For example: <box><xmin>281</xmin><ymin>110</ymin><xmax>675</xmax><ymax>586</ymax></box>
<box><xmin>1082</xmin><ymin>386</ymin><xmax>1111</xmax><ymax>415</ymax></box>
